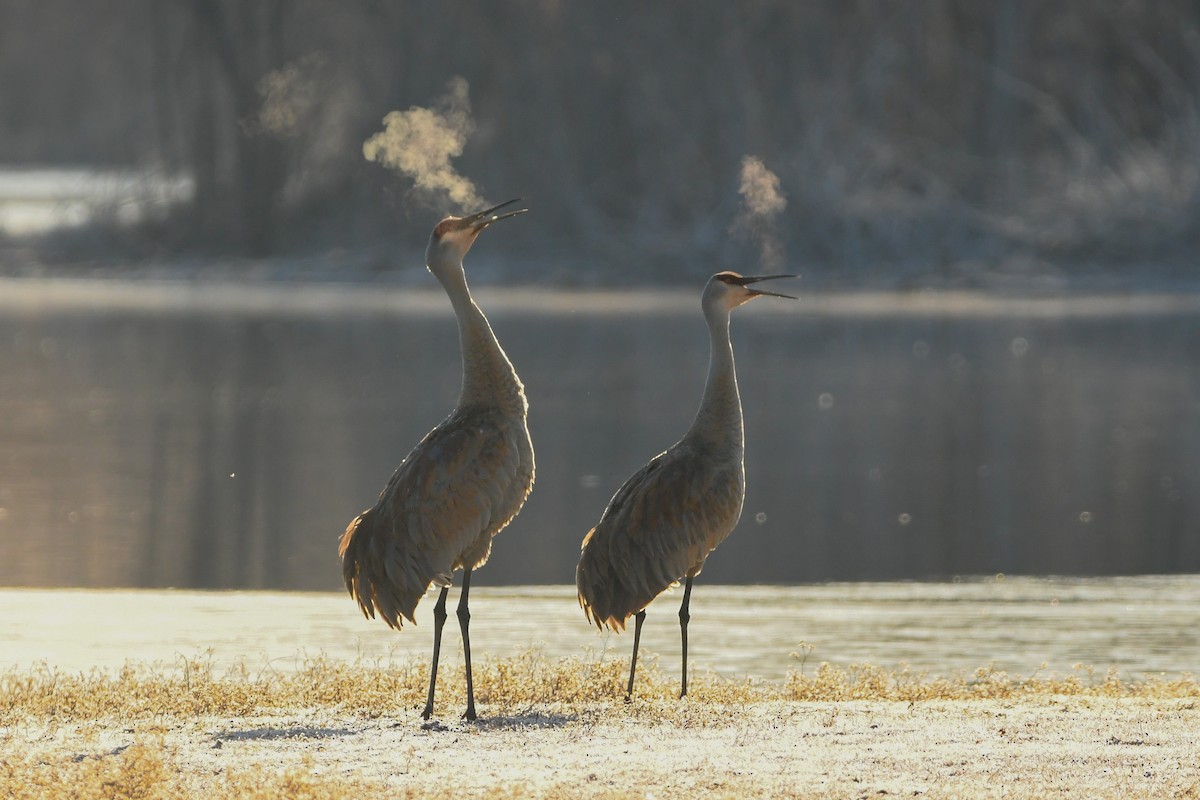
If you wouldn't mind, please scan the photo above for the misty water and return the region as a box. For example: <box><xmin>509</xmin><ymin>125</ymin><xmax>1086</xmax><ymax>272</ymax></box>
<box><xmin>2</xmin><ymin>577</ymin><xmax>1198</xmax><ymax>680</ymax></box>
<box><xmin>1</xmin><ymin>278</ymin><xmax>1198</xmax><ymax>591</ymax></box>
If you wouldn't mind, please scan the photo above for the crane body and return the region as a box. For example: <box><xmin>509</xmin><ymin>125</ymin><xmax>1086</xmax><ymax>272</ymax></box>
<box><xmin>576</xmin><ymin>271</ymin><xmax>794</xmax><ymax>699</ymax></box>
<box><xmin>339</xmin><ymin>199</ymin><xmax>534</xmax><ymax>721</ymax></box>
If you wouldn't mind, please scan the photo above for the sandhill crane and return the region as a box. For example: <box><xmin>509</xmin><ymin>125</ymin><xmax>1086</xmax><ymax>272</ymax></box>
<box><xmin>339</xmin><ymin>199</ymin><xmax>535</xmax><ymax>722</ymax></box>
<box><xmin>576</xmin><ymin>271</ymin><xmax>795</xmax><ymax>700</ymax></box>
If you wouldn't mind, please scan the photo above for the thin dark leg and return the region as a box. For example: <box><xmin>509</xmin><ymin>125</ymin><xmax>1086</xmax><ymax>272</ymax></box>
<box><xmin>679</xmin><ymin>576</ymin><xmax>694</xmax><ymax>698</ymax></box>
<box><xmin>457</xmin><ymin>567</ymin><xmax>477</xmax><ymax>721</ymax></box>
<box><xmin>625</xmin><ymin>610</ymin><xmax>647</xmax><ymax>702</ymax></box>
<box><xmin>421</xmin><ymin>586</ymin><xmax>450</xmax><ymax>720</ymax></box>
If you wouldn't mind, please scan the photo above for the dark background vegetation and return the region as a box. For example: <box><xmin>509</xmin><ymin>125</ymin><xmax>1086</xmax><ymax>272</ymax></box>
<box><xmin>3</xmin><ymin>1</ymin><xmax>1200</xmax><ymax>285</ymax></box>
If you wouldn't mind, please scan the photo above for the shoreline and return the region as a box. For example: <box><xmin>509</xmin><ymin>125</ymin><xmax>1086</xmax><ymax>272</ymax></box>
<box><xmin>2</xmin><ymin>275</ymin><xmax>1200</xmax><ymax>319</ymax></box>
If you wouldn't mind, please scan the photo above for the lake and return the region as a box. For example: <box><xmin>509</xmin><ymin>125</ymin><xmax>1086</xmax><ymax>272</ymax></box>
<box><xmin>0</xmin><ymin>278</ymin><xmax>1198</xmax><ymax>589</ymax></box>
<box><xmin>1</xmin><ymin>576</ymin><xmax>1196</xmax><ymax>680</ymax></box>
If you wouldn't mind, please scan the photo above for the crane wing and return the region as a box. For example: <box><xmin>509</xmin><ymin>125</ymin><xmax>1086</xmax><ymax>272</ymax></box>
<box><xmin>340</xmin><ymin>405</ymin><xmax>532</xmax><ymax>629</ymax></box>
<box><xmin>383</xmin><ymin>405</ymin><xmax>529</xmax><ymax>563</ymax></box>
<box><xmin>577</xmin><ymin>442</ymin><xmax>744</xmax><ymax>630</ymax></box>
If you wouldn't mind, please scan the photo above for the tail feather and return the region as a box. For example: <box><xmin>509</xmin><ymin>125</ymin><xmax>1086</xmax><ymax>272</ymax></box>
<box><xmin>576</xmin><ymin>528</ymin><xmax>656</xmax><ymax>633</ymax></box>
<box><xmin>339</xmin><ymin>507</ymin><xmax>429</xmax><ymax>630</ymax></box>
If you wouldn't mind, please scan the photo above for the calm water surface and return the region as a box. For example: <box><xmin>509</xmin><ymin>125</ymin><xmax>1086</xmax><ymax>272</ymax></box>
<box><xmin>2</xmin><ymin>576</ymin><xmax>1196</xmax><ymax>680</ymax></box>
<box><xmin>1</xmin><ymin>279</ymin><xmax>1198</xmax><ymax>589</ymax></box>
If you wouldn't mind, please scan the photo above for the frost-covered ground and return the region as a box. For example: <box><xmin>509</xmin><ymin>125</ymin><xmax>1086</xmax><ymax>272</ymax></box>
<box><xmin>2</xmin><ymin>582</ymin><xmax>1198</xmax><ymax>798</ymax></box>
<box><xmin>7</xmin><ymin>698</ymin><xmax>1199</xmax><ymax>798</ymax></box>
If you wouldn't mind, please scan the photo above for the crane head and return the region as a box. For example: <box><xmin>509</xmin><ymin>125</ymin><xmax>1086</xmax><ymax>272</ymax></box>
<box><xmin>426</xmin><ymin>198</ymin><xmax>527</xmax><ymax>268</ymax></box>
<box><xmin>707</xmin><ymin>271</ymin><xmax>798</xmax><ymax>309</ymax></box>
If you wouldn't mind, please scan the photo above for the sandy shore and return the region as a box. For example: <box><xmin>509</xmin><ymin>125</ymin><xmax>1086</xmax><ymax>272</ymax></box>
<box><xmin>8</xmin><ymin>697</ymin><xmax>1198</xmax><ymax>798</ymax></box>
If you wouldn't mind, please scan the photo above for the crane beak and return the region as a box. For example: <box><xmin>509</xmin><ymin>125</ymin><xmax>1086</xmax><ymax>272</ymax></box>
<box><xmin>737</xmin><ymin>274</ymin><xmax>799</xmax><ymax>299</ymax></box>
<box><xmin>466</xmin><ymin>198</ymin><xmax>528</xmax><ymax>232</ymax></box>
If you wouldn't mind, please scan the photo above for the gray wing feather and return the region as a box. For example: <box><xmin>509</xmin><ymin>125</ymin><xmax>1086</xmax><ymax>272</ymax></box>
<box><xmin>576</xmin><ymin>441</ymin><xmax>744</xmax><ymax>630</ymax></box>
<box><xmin>340</xmin><ymin>405</ymin><xmax>533</xmax><ymax>629</ymax></box>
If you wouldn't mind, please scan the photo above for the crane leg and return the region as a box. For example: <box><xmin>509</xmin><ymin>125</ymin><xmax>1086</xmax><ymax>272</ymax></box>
<box><xmin>457</xmin><ymin>567</ymin><xmax>477</xmax><ymax>721</ymax></box>
<box><xmin>421</xmin><ymin>586</ymin><xmax>450</xmax><ymax>720</ymax></box>
<box><xmin>679</xmin><ymin>576</ymin><xmax>693</xmax><ymax>698</ymax></box>
<box><xmin>625</xmin><ymin>610</ymin><xmax>647</xmax><ymax>702</ymax></box>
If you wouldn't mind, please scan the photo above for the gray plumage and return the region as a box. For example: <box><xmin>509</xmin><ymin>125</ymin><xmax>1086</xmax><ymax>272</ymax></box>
<box><xmin>576</xmin><ymin>437</ymin><xmax>745</xmax><ymax>632</ymax></box>
<box><xmin>339</xmin><ymin>402</ymin><xmax>532</xmax><ymax>627</ymax></box>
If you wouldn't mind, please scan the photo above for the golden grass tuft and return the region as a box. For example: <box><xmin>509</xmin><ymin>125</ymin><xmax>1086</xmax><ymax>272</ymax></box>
<box><xmin>0</xmin><ymin>656</ymin><xmax>427</xmax><ymax>722</ymax></box>
<box><xmin>784</xmin><ymin>662</ymin><xmax>1200</xmax><ymax>703</ymax></box>
<box><xmin>0</xmin><ymin>744</ymin><xmax>391</xmax><ymax>800</ymax></box>
<box><xmin>0</xmin><ymin>743</ymin><xmax>176</xmax><ymax>800</ymax></box>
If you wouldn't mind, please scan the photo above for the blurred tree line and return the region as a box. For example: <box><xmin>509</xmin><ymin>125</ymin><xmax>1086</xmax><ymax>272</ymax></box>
<box><xmin>2</xmin><ymin>0</ymin><xmax>1199</xmax><ymax>284</ymax></box>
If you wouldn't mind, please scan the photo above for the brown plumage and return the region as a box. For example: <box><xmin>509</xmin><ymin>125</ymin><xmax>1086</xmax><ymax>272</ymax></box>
<box><xmin>576</xmin><ymin>271</ymin><xmax>795</xmax><ymax>699</ymax></box>
<box><xmin>339</xmin><ymin>403</ymin><xmax>532</xmax><ymax>627</ymax></box>
<box><xmin>339</xmin><ymin>199</ymin><xmax>534</xmax><ymax>721</ymax></box>
<box><xmin>576</xmin><ymin>442</ymin><xmax>744</xmax><ymax>632</ymax></box>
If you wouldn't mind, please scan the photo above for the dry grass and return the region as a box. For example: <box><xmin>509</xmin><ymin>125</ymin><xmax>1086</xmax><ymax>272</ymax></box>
<box><xmin>1</xmin><ymin>651</ymin><xmax>1196</xmax><ymax>724</ymax></box>
<box><xmin>2</xmin><ymin>653</ymin><xmax>1198</xmax><ymax>799</ymax></box>
<box><xmin>785</xmin><ymin>661</ymin><xmax>1200</xmax><ymax>703</ymax></box>
<box><xmin>0</xmin><ymin>744</ymin><xmax>393</xmax><ymax>800</ymax></box>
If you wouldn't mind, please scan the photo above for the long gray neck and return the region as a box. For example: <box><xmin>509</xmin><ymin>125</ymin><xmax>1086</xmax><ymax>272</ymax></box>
<box><xmin>685</xmin><ymin>302</ymin><xmax>744</xmax><ymax>457</ymax></box>
<box><xmin>435</xmin><ymin>264</ymin><xmax>526</xmax><ymax>412</ymax></box>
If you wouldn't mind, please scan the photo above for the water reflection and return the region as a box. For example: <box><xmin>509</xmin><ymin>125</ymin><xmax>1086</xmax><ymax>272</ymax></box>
<box><xmin>0</xmin><ymin>280</ymin><xmax>1197</xmax><ymax>589</ymax></box>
